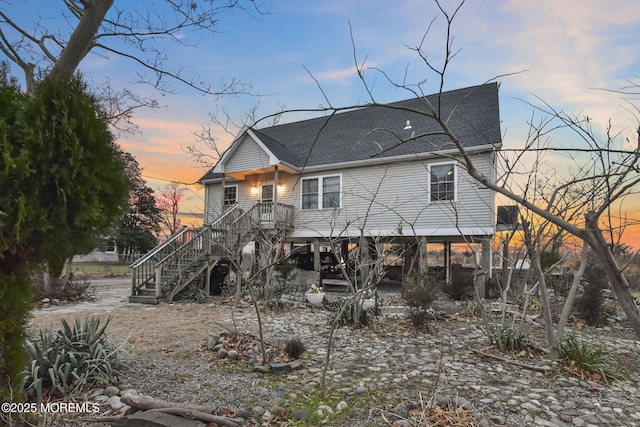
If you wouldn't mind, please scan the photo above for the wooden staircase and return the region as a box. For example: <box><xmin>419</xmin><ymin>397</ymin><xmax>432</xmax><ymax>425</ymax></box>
<box><xmin>129</xmin><ymin>202</ymin><xmax>293</xmax><ymax>304</ymax></box>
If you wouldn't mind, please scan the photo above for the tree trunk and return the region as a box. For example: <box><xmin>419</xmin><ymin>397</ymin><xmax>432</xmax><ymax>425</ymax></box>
<box><xmin>585</xmin><ymin>212</ymin><xmax>640</xmax><ymax>339</ymax></box>
<box><xmin>119</xmin><ymin>393</ymin><xmax>241</xmax><ymax>427</ymax></box>
<box><xmin>555</xmin><ymin>240</ymin><xmax>589</xmax><ymax>343</ymax></box>
<box><xmin>51</xmin><ymin>0</ymin><xmax>115</xmax><ymax>80</ymax></box>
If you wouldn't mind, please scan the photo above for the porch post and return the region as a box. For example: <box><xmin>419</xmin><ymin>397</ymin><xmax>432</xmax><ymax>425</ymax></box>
<box><xmin>341</xmin><ymin>239</ymin><xmax>349</xmax><ymax>277</ymax></box>
<box><xmin>444</xmin><ymin>241</ymin><xmax>451</xmax><ymax>284</ymax></box>
<box><xmin>220</xmin><ymin>173</ymin><xmax>226</xmax><ymax>215</ymax></box>
<box><xmin>419</xmin><ymin>236</ymin><xmax>428</xmax><ymax>272</ymax></box>
<box><xmin>481</xmin><ymin>238</ymin><xmax>492</xmax><ymax>298</ymax></box>
<box><xmin>273</xmin><ymin>165</ymin><xmax>279</xmax><ymax>206</ymax></box>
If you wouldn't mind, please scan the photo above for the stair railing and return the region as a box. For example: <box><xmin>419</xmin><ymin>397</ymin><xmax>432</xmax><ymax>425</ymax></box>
<box><xmin>130</xmin><ymin>226</ymin><xmax>191</xmax><ymax>297</ymax></box>
<box><xmin>129</xmin><ymin>202</ymin><xmax>294</xmax><ymax>301</ymax></box>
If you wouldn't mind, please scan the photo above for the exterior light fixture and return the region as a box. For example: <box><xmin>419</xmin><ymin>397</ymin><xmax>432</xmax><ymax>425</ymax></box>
<box><xmin>404</xmin><ymin>120</ymin><xmax>412</xmax><ymax>130</ymax></box>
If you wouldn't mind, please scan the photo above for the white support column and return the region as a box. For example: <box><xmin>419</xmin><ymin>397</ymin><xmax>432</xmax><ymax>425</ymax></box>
<box><xmin>220</xmin><ymin>173</ymin><xmax>226</xmax><ymax>216</ymax></box>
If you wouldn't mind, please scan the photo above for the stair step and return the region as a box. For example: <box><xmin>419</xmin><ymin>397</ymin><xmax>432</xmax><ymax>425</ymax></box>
<box><xmin>128</xmin><ymin>295</ymin><xmax>164</xmax><ymax>304</ymax></box>
<box><xmin>137</xmin><ymin>288</ymin><xmax>157</xmax><ymax>296</ymax></box>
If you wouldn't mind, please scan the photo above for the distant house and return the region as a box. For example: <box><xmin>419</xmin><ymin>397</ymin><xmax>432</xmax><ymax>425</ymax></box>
<box><xmin>130</xmin><ymin>83</ymin><xmax>502</xmax><ymax>303</ymax></box>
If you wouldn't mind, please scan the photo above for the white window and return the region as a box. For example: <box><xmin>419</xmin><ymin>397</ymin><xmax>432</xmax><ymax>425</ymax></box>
<box><xmin>429</xmin><ymin>163</ymin><xmax>456</xmax><ymax>202</ymax></box>
<box><xmin>302</xmin><ymin>179</ymin><xmax>318</xmax><ymax>209</ymax></box>
<box><xmin>224</xmin><ymin>185</ymin><xmax>237</xmax><ymax>206</ymax></box>
<box><xmin>301</xmin><ymin>175</ymin><xmax>341</xmax><ymax>209</ymax></box>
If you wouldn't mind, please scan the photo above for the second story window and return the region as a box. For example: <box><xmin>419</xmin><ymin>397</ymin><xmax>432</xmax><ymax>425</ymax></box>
<box><xmin>429</xmin><ymin>163</ymin><xmax>456</xmax><ymax>202</ymax></box>
<box><xmin>302</xmin><ymin>175</ymin><xmax>341</xmax><ymax>209</ymax></box>
<box><xmin>302</xmin><ymin>178</ymin><xmax>318</xmax><ymax>209</ymax></box>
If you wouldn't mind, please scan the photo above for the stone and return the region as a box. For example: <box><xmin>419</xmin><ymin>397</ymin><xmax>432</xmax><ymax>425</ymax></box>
<box><xmin>290</xmin><ymin>409</ymin><xmax>310</xmax><ymax>420</ymax></box>
<box><xmin>336</xmin><ymin>400</ymin><xmax>348</xmax><ymax>412</ymax></box>
<box><xmin>206</xmin><ymin>336</ymin><xmax>218</xmax><ymax>350</ymax></box>
<box><xmin>227</xmin><ymin>349</ymin><xmax>239</xmax><ymax>360</ymax></box>
<box><xmin>92</xmin><ymin>395</ymin><xmax>109</xmax><ymax>403</ymax></box>
<box><xmin>269</xmin><ymin>405</ymin><xmax>287</xmax><ymax>417</ymax></box>
<box><xmin>270</xmin><ymin>362</ymin><xmax>292</xmax><ymax>375</ymax></box>
<box><xmin>318</xmin><ymin>405</ymin><xmax>334</xmax><ymax>415</ymax></box>
<box><xmin>289</xmin><ymin>359</ymin><xmax>304</xmax><ymax>370</ymax></box>
<box><xmin>355</xmin><ymin>386</ymin><xmax>368</xmax><ymax>395</ymax></box>
<box><xmin>253</xmin><ymin>364</ymin><xmax>270</xmax><ymax>374</ymax></box>
<box><xmin>394</xmin><ymin>403</ymin><xmax>408</xmax><ymax>419</ymax></box>
<box><xmin>104</xmin><ymin>386</ymin><xmax>121</xmax><ymax>397</ymax></box>
<box><xmin>217</xmin><ymin>348</ymin><xmax>228</xmax><ymax>359</ymax></box>
<box><xmin>107</xmin><ymin>395</ymin><xmax>125</xmax><ymax>410</ymax></box>
<box><xmin>112</xmin><ymin>411</ymin><xmax>206</xmax><ymax>427</ymax></box>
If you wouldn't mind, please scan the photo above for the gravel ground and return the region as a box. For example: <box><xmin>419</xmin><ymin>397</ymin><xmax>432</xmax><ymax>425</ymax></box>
<box><xmin>26</xmin><ymin>283</ymin><xmax>640</xmax><ymax>426</ymax></box>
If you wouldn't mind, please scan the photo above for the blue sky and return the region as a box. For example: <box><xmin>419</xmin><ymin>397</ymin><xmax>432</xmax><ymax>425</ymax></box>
<box><xmin>3</xmin><ymin>0</ymin><xmax>640</xmax><ymax>232</ymax></box>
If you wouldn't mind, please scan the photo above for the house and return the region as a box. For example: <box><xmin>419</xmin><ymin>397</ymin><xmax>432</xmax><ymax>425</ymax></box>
<box><xmin>129</xmin><ymin>83</ymin><xmax>501</xmax><ymax>303</ymax></box>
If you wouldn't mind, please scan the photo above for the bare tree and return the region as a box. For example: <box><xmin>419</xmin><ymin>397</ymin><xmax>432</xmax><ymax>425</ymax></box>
<box><xmin>184</xmin><ymin>101</ymin><xmax>286</xmax><ymax>171</ymax></box>
<box><xmin>156</xmin><ymin>182</ymin><xmax>191</xmax><ymax>237</ymax></box>
<box><xmin>310</xmin><ymin>1</ymin><xmax>640</xmax><ymax>339</ymax></box>
<box><xmin>0</xmin><ymin>1</ymin><xmax>265</xmax><ymax>129</ymax></box>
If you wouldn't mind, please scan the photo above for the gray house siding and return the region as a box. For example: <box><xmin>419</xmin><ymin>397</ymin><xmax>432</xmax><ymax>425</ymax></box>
<box><xmin>287</xmin><ymin>153</ymin><xmax>495</xmax><ymax>239</ymax></box>
<box><xmin>204</xmin><ymin>170</ymin><xmax>298</xmax><ymax>222</ymax></box>
<box><xmin>204</xmin><ymin>151</ymin><xmax>495</xmax><ymax>240</ymax></box>
<box><xmin>224</xmin><ymin>134</ymin><xmax>272</xmax><ymax>173</ymax></box>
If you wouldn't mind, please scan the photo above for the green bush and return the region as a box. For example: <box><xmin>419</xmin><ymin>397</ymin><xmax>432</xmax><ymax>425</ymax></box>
<box><xmin>402</xmin><ymin>269</ymin><xmax>438</xmax><ymax>329</ymax></box>
<box><xmin>34</xmin><ymin>275</ymin><xmax>96</xmax><ymax>302</ymax></box>
<box><xmin>559</xmin><ymin>333</ymin><xmax>625</xmax><ymax>384</ymax></box>
<box><xmin>176</xmin><ymin>281</ymin><xmax>209</xmax><ymax>303</ymax></box>
<box><xmin>331</xmin><ymin>298</ymin><xmax>375</xmax><ymax>328</ymax></box>
<box><xmin>493</xmin><ymin>327</ymin><xmax>536</xmax><ymax>355</ymax></box>
<box><xmin>443</xmin><ymin>264</ymin><xmax>473</xmax><ymax>300</ymax></box>
<box><xmin>23</xmin><ymin>316</ymin><xmax>125</xmax><ymax>402</ymax></box>
<box><xmin>265</xmin><ymin>297</ymin><xmax>292</xmax><ymax>314</ymax></box>
<box><xmin>284</xmin><ymin>338</ymin><xmax>306</xmax><ymax>360</ymax></box>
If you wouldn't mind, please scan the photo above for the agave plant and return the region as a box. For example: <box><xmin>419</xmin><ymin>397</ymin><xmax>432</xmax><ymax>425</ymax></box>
<box><xmin>23</xmin><ymin>316</ymin><xmax>124</xmax><ymax>402</ymax></box>
<box><xmin>559</xmin><ymin>333</ymin><xmax>625</xmax><ymax>384</ymax></box>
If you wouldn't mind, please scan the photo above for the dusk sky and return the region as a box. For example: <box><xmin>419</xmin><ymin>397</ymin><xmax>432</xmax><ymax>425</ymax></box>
<box><xmin>3</xmin><ymin>1</ymin><xmax>640</xmax><ymax>245</ymax></box>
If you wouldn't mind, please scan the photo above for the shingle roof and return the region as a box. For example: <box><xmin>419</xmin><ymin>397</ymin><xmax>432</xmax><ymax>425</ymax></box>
<box><xmin>200</xmin><ymin>83</ymin><xmax>500</xmax><ymax>181</ymax></box>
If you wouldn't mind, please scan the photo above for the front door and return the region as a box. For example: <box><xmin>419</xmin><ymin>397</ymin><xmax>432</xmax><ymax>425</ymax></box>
<box><xmin>260</xmin><ymin>184</ymin><xmax>274</xmax><ymax>222</ymax></box>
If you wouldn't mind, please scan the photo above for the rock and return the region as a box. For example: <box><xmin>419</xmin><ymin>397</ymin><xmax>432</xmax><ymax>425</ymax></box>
<box><xmin>217</xmin><ymin>348</ymin><xmax>228</xmax><ymax>359</ymax></box>
<box><xmin>355</xmin><ymin>386</ymin><xmax>368</xmax><ymax>395</ymax></box>
<box><xmin>206</xmin><ymin>335</ymin><xmax>218</xmax><ymax>350</ymax></box>
<box><xmin>394</xmin><ymin>403</ymin><xmax>408</xmax><ymax>419</ymax></box>
<box><xmin>104</xmin><ymin>386</ymin><xmax>121</xmax><ymax>397</ymax></box>
<box><xmin>270</xmin><ymin>362</ymin><xmax>292</xmax><ymax>375</ymax></box>
<box><xmin>107</xmin><ymin>395</ymin><xmax>125</xmax><ymax>410</ymax></box>
<box><xmin>112</xmin><ymin>411</ymin><xmax>206</xmax><ymax>427</ymax></box>
<box><xmin>290</xmin><ymin>409</ymin><xmax>310</xmax><ymax>420</ymax></box>
<box><xmin>318</xmin><ymin>405</ymin><xmax>334</xmax><ymax>415</ymax></box>
<box><xmin>269</xmin><ymin>405</ymin><xmax>287</xmax><ymax>417</ymax></box>
<box><xmin>289</xmin><ymin>359</ymin><xmax>304</xmax><ymax>370</ymax></box>
<box><xmin>41</xmin><ymin>298</ymin><xmax>50</xmax><ymax>304</ymax></box>
<box><xmin>393</xmin><ymin>421</ymin><xmax>411</xmax><ymax>427</ymax></box>
<box><xmin>253</xmin><ymin>364</ymin><xmax>270</xmax><ymax>374</ymax></box>
<box><xmin>454</xmin><ymin>396</ymin><xmax>472</xmax><ymax>411</ymax></box>
<box><xmin>261</xmin><ymin>410</ymin><xmax>272</xmax><ymax>421</ymax></box>
<box><xmin>227</xmin><ymin>349</ymin><xmax>239</xmax><ymax>360</ymax></box>
<box><xmin>51</xmin><ymin>299</ymin><xmax>60</xmax><ymax>305</ymax></box>
<box><xmin>336</xmin><ymin>400</ymin><xmax>348</xmax><ymax>412</ymax></box>
<box><xmin>235</xmin><ymin>408</ymin><xmax>252</xmax><ymax>419</ymax></box>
